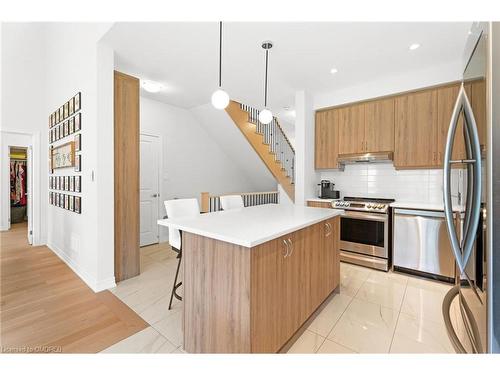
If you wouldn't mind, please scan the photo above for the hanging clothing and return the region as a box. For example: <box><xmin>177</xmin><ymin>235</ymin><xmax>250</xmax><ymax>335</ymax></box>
<box><xmin>10</xmin><ymin>160</ymin><xmax>27</xmax><ymax>206</ymax></box>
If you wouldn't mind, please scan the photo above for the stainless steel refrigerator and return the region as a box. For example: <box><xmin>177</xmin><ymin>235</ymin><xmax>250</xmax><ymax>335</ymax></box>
<box><xmin>442</xmin><ymin>22</ymin><xmax>499</xmax><ymax>353</ymax></box>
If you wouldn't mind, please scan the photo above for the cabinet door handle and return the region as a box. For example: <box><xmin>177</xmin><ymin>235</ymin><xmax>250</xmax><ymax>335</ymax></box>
<box><xmin>287</xmin><ymin>238</ymin><xmax>293</xmax><ymax>257</ymax></box>
<box><xmin>282</xmin><ymin>239</ymin><xmax>289</xmax><ymax>258</ymax></box>
<box><xmin>325</xmin><ymin>222</ymin><xmax>332</xmax><ymax>237</ymax></box>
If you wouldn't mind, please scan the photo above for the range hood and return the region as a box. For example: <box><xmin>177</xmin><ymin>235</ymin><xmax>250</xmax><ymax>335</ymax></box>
<box><xmin>338</xmin><ymin>151</ymin><xmax>393</xmax><ymax>166</ymax></box>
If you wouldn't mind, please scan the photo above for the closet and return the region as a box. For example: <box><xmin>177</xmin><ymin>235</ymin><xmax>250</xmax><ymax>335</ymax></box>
<box><xmin>10</xmin><ymin>147</ymin><xmax>28</xmax><ymax>223</ymax></box>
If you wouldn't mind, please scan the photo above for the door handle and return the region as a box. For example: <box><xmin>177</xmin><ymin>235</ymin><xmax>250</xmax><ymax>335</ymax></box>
<box><xmin>287</xmin><ymin>238</ymin><xmax>293</xmax><ymax>257</ymax></box>
<box><xmin>282</xmin><ymin>239</ymin><xmax>289</xmax><ymax>258</ymax></box>
<box><xmin>325</xmin><ymin>222</ymin><xmax>332</xmax><ymax>237</ymax></box>
<box><xmin>443</xmin><ymin>84</ymin><xmax>482</xmax><ymax>274</ymax></box>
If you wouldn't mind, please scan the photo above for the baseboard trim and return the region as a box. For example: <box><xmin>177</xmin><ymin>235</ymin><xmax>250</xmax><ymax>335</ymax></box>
<box><xmin>47</xmin><ymin>242</ymin><xmax>116</xmax><ymax>293</ymax></box>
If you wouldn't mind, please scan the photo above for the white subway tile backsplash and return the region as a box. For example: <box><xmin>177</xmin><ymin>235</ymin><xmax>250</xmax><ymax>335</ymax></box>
<box><xmin>320</xmin><ymin>163</ymin><xmax>465</xmax><ymax>204</ymax></box>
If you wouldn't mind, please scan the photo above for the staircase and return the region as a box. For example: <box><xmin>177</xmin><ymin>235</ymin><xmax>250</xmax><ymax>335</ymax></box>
<box><xmin>225</xmin><ymin>101</ymin><xmax>295</xmax><ymax>202</ymax></box>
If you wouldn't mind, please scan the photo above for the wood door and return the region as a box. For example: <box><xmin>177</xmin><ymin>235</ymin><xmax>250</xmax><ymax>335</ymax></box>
<box><xmin>139</xmin><ymin>134</ymin><xmax>160</xmax><ymax>246</ymax></box>
<box><xmin>315</xmin><ymin>109</ymin><xmax>339</xmax><ymax>169</ymax></box>
<box><xmin>436</xmin><ymin>84</ymin><xmax>467</xmax><ymax>164</ymax></box>
<box><xmin>471</xmin><ymin>79</ymin><xmax>486</xmax><ymax>148</ymax></box>
<box><xmin>364</xmin><ymin>98</ymin><xmax>395</xmax><ymax>153</ymax></box>
<box><xmin>338</xmin><ymin>103</ymin><xmax>365</xmax><ymax>154</ymax></box>
<box><xmin>114</xmin><ymin>71</ymin><xmax>140</xmax><ymax>282</ymax></box>
<box><xmin>250</xmin><ymin>236</ymin><xmax>288</xmax><ymax>353</ymax></box>
<box><xmin>394</xmin><ymin>89</ymin><xmax>439</xmax><ymax>168</ymax></box>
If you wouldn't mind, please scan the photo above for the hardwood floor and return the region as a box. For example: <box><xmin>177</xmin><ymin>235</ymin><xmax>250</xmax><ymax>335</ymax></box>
<box><xmin>0</xmin><ymin>223</ymin><xmax>148</xmax><ymax>353</ymax></box>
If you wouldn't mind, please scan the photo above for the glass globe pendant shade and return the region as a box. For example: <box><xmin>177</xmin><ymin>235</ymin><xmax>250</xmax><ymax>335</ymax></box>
<box><xmin>259</xmin><ymin>108</ymin><xmax>273</xmax><ymax>124</ymax></box>
<box><xmin>211</xmin><ymin>89</ymin><xmax>230</xmax><ymax>110</ymax></box>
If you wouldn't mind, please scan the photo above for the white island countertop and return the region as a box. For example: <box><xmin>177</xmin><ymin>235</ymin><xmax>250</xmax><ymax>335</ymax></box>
<box><xmin>158</xmin><ymin>204</ymin><xmax>344</xmax><ymax>248</ymax></box>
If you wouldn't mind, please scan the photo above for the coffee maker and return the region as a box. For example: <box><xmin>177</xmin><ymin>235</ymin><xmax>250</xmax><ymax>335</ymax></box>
<box><xmin>318</xmin><ymin>180</ymin><xmax>339</xmax><ymax>199</ymax></box>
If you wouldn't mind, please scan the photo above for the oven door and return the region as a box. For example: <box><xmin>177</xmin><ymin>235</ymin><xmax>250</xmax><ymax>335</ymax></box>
<box><xmin>340</xmin><ymin>211</ymin><xmax>388</xmax><ymax>258</ymax></box>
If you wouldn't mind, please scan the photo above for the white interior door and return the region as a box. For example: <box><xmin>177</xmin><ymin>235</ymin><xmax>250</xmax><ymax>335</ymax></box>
<box><xmin>140</xmin><ymin>134</ymin><xmax>160</xmax><ymax>246</ymax></box>
<box><xmin>26</xmin><ymin>146</ymin><xmax>33</xmax><ymax>244</ymax></box>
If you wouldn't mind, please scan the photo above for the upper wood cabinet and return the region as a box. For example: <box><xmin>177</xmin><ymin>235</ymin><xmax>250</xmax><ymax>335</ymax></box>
<box><xmin>394</xmin><ymin>89</ymin><xmax>438</xmax><ymax>168</ymax></box>
<box><xmin>338</xmin><ymin>104</ymin><xmax>365</xmax><ymax>154</ymax></box>
<box><xmin>470</xmin><ymin>79</ymin><xmax>486</xmax><ymax>148</ymax></box>
<box><xmin>364</xmin><ymin>98</ymin><xmax>395</xmax><ymax>153</ymax></box>
<box><xmin>315</xmin><ymin>110</ymin><xmax>339</xmax><ymax>169</ymax></box>
<box><xmin>436</xmin><ymin>83</ymin><xmax>467</xmax><ymax>164</ymax></box>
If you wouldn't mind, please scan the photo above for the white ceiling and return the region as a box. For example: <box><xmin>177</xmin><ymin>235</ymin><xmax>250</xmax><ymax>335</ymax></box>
<box><xmin>103</xmin><ymin>22</ymin><xmax>471</xmax><ymax>120</ymax></box>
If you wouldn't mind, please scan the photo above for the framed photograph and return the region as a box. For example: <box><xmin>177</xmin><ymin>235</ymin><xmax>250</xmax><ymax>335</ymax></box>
<box><xmin>65</xmin><ymin>195</ymin><xmax>69</xmax><ymax>209</ymax></box>
<box><xmin>69</xmin><ymin>97</ymin><xmax>74</xmax><ymax>115</ymax></box>
<box><xmin>49</xmin><ymin>115</ymin><xmax>52</xmax><ymax>129</ymax></box>
<box><xmin>74</xmin><ymin>112</ymin><xmax>81</xmax><ymax>131</ymax></box>
<box><xmin>54</xmin><ymin>176</ymin><xmax>58</xmax><ymax>190</ymax></box>
<box><xmin>55</xmin><ymin>193</ymin><xmax>59</xmax><ymax>207</ymax></box>
<box><xmin>69</xmin><ymin>195</ymin><xmax>74</xmax><ymax>211</ymax></box>
<box><xmin>54</xmin><ymin>126</ymin><xmax>58</xmax><ymax>141</ymax></box>
<box><xmin>69</xmin><ymin>176</ymin><xmax>74</xmax><ymax>192</ymax></box>
<box><xmin>49</xmin><ymin>192</ymin><xmax>53</xmax><ymax>205</ymax></box>
<box><xmin>74</xmin><ymin>196</ymin><xmax>81</xmax><ymax>214</ymax></box>
<box><xmin>66</xmin><ymin>176</ymin><xmax>70</xmax><ymax>191</ymax></box>
<box><xmin>74</xmin><ymin>175</ymin><xmax>81</xmax><ymax>192</ymax></box>
<box><xmin>59</xmin><ymin>107</ymin><xmax>64</xmax><ymax>122</ymax></box>
<box><xmin>74</xmin><ymin>92</ymin><xmax>81</xmax><ymax>112</ymax></box>
<box><xmin>64</xmin><ymin>102</ymin><xmax>69</xmax><ymax>119</ymax></box>
<box><xmin>55</xmin><ymin>110</ymin><xmax>59</xmax><ymax>124</ymax></box>
<box><xmin>51</xmin><ymin>141</ymin><xmax>75</xmax><ymax>170</ymax></box>
<box><xmin>74</xmin><ymin>134</ymin><xmax>81</xmax><ymax>151</ymax></box>
<box><xmin>64</xmin><ymin>121</ymin><xmax>69</xmax><ymax>137</ymax></box>
<box><xmin>74</xmin><ymin>154</ymin><xmax>81</xmax><ymax>172</ymax></box>
<box><xmin>49</xmin><ymin>176</ymin><xmax>53</xmax><ymax>189</ymax></box>
<box><xmin>69</xmin><ymin>117</ymin><xmax>75</xmax><ymax>134</ymax></box>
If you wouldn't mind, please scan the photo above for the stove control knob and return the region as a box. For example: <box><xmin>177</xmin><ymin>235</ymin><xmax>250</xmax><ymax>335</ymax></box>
<box><xmin>367</xmin><ymin>204</ymin><xmax>372</xmax><ymax>209</ymax></box>
<box><xmin>345</xmin><ymin>202</ymin><xmax>350</xmax><ymax>207</ymax></box>
<box><xmin>378</xmin><ymin>204</ymin><xmax>384</xmax><ymax>209</ymax></box>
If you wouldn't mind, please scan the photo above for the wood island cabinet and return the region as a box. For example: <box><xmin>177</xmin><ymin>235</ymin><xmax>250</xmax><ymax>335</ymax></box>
<box><xmin>182</xmin><ymin>215</ymin><xmax>341</xmax><ymax>354</ymax></box>
<box><xmin>250</xmin><ymin>217</ymin><xmax>340</xmax><ymax>353</ymax></box>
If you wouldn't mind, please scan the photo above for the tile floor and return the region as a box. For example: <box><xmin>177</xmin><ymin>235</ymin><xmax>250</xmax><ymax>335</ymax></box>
<box><xmin>102</xmin><ymin>243</ymin><xmax>457</xmax><ymax>354</ymax></box>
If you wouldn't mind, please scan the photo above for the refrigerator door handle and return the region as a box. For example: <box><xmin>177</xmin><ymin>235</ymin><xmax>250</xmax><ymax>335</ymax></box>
<box><xmin>443</xmin><ymin>84</ymin><xmax>482</xmax><ymax>274</ymax></box>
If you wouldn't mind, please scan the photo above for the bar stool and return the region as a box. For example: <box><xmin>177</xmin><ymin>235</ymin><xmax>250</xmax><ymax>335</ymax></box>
<box><xmin>220</xmin><ymin>195</ymin><xmax>244</xmax><ymax>211</ymax></box>
<box><xmin>164</xmin><ymin>198</ymin><xmax>200</xmax><ymax>310</ymax></box>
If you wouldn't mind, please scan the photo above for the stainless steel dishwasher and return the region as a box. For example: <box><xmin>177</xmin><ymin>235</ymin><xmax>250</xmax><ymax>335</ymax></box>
<box><xmin>393</xmin><ymin>208</ymin><xmax>456</xmax><ymax>282</ymax></box>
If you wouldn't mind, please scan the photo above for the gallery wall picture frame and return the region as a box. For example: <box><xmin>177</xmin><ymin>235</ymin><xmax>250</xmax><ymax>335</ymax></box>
<box><xmin>49</xmin><ymin>192</ymin><xmax>53</xmax><ymax>205</ymax></box>
<box><xmin>69</xmin><ymin>176</ymin><xmax>74</xmax><ymax>192</ymax></box>
<box><xmin>69</xmin><ymin>117</ymin><xmax>75</xmax><ymax>134</ymax></box>
<box><xmin>74</xmin><ymin>196</ymin><xmax>81</xmax><ymax>214</ymax></box>
<box><xmin>75</xmin><ymin>175</ymin><xmax>81</xmax><ymax>193</ymax></box>
<box><xmin>74</xmin><ymin>112</ymin><xmax>81</xmax><ymax>131</ymax></box>
<box><xmin>69</xmin><ymin>195</ymin><xmax>74</xmax><ymax>211</ymax></box>
<box><xmin>69</xmin><ymin>97</ymin><xmax>74</xmax><ymax>116</ymax></box>
<box><xmin>74</xmin><ymin>92</ymin><xmax>81</xmax><ymax>113</ymax></box>
<box><xmin>74</xmin><ymin>134</ymin><xmax>81</xmax><ymax>152</ymax></box>
<box><xmin>55</xmin><ymin>110</ymin><xmax>60</xmax><ymax>124</ymax></box>
<box><xmin>64</xmin><ymin>102</ymin><xmax>69</xmax><ymax>119</ymax></box>
<box><xmin>65</xmin><ymin>195</ymin><xmax>69</xmax><ymax>209</ymax></box>
<box><xmin>74</xmin><ymin>154</ymin><xmax>81</xmax><ymax>172</ymax></box>
<box><xmin>51</xmin><ymin>141</ymin><xmax>75</xmax><ymax>170</ymax></box>
<box><xmin>59</xmin><ymin>107</ymin><xmax>63</xmax><ymax>122</ymax></box>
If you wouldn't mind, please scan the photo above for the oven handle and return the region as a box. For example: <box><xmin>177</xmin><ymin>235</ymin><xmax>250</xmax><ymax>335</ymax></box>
<box><xmin>341</xmin><ymin>211</ymin><xmax>388</xmax><ymax>222</ymax></box>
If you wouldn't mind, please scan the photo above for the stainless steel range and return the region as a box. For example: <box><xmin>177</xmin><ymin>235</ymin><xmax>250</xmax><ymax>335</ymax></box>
<box><xmin>333</xmin><ymin>197</ymin><xmax>394</xmax><ymax>271</ymax></box>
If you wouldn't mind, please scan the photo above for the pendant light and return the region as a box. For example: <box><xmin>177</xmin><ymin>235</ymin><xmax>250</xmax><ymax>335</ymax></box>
<box><xmin>211</xmin><ymin>21</ymin><xmax>230</xmax><ymax>109</ymax></box>
<box><xmin>258</xmin><ymin>41</ymin><xmax>273</xmax><ymax>124</ymax></box>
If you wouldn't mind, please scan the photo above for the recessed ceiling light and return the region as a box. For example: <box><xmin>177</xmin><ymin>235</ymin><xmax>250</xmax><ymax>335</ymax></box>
<box><xmin>409</xmin><ymin>43</ymin><xmax>420</xmax><ymax>51</ymax></box>
<box><xmin>141</xmin><ymin>80</ymin><xmax>165</xmax><ymax>93</ymax></box>
<box><xmin>330</xmin><ymin>68</ymin><xmax>338</xmax><ymax>74</ymax></box>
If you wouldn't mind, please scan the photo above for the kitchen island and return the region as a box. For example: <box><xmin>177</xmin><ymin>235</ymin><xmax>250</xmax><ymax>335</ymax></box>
<box><xmin>158</xmin><ymin>204</ymin><xmax>343</xmax><ymax>353</ymax></box>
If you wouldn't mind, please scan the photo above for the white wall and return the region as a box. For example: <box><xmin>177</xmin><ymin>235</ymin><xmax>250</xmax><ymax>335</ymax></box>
<box><xmin>190</xmin><ymin>103</ymin><xmax>277</xmax><ymax>192</ymax></box>
<box><xmin>313</xmin><ymin>61</ymin><xmax>462</xmax><ymax>110</ymax></box>
<box><xmin>1</xmin><ymin>23</ymin><xmax>46</xmax><ymax>243</ymax></box>
<box><xmin>295</xmin><ymin>90</ymin><xmax>318</xmax><ymax>205</ymax></box>
<box><xmin>320</xmin><ymin>163</ymin><xmax>464</xmax><ymax>204</ymax></box>
<box><xmin>43</xmin><ymin>23</ymin><xmax>115</xmax><ymax>292</ymax></box>
<box><xmin>140</xmin><ymin>96</ymin><xmax>272</xmax><ymax>242</ymax></box>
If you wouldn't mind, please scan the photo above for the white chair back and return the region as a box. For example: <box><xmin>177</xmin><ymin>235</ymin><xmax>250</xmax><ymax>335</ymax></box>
<box><xmin>220</xmin><ymin>195</ymin><xmax>244</xmax><ymax>211</ymax></box>
<box><xmin>164</xmin><ymin>198</ymin><xmax>200</xmax><ymax>250</ymax></box>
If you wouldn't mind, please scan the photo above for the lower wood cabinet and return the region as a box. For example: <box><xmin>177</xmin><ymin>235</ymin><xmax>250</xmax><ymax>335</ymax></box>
<box><xmin>250</xmin><ymin>217</ymin><xmax>340</xmax><ymax>353</ymax></box>
<box><xmin>307</xmin><ymin>201</ymin><xmax>333</xmax><ymax>208</ymax></box>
